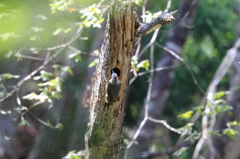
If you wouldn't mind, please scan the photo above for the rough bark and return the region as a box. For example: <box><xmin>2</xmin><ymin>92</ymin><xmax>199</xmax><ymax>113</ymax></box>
<box><xmin>85</xmin><ymin>1</ymin><xmax>139</xmax><ymax>159</ymax></box>
<box><xmin>133</xmin><ymin>0</ymin><xmax>199</xmax><ymax>156</ymax></box>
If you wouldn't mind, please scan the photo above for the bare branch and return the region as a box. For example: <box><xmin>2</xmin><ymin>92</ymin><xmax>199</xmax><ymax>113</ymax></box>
<box><xmin>68</xmin><ymin>45</ymin><xmax>98</xmax><ymax>56</ymax></box>
<box><xmin>21</xmin><ymin>55</ymin><xmax>45</xmax><ymax>61</ymax></box>
<box><xmin>0</xmin><ymin>48</ymin><xmax>64</xmax><ymax>103</ymax></box>
<box><xmin>28</xmin><ymin>110</ymin><xmax>56</xmax><ymax>129</ymax></box>
<box><xmin>192</xmin><ymin>38</ymin><xmax>240</xmax><ymax>159</ymax></box>
<box><xmin>129</xmin><ymin>65</ymin><xmax>179</xmax><ymax>85</ymax></box>
<box><xmin>136</xmin><ymin>10</ymin><xmax>177</xmax><ymax>38</ymax></box>
<box><xmin>155</xmin><ymin>43</ymin><xmax>205</xmax><ymax>94</ymax></box>
<box><xmin>148</xmin><ymin>117</ymin><xmax>181</xmax><ymax>134</ymax></box>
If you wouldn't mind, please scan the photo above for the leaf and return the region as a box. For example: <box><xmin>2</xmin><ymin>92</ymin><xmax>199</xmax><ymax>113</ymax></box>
<box><xmin>69</xmin><ymin>52</ymin><xmax>82</xmax><ymax>62</ymax></box>
<box><xmin>173</xmin><ymin>147</ymin><xmax>188</xmax><ymax>157</ymax></box>
<box><xmin>2</xmin><ymin>73</ymin><xmax>20</xmax><ymax>79</ymax></box>
<box><xmin>23</xmin><ymin>92</ymin><xmax>38</xmax><ymax>100</ymax></box>
<box><xmin>223</xmin><ymin>128</ymin><xmax>239</xmax><ymax>139</ymax></box>
<box><xmin>19</xmin><ymin>119</ymin><xmax>31</xmax><ymax>127</ymax></box>
<box><xmin>137</xmin><ymin>60</ymin><xmax>150</xmax><ymax>71</ymax></box>
<box><xmin>178</xmin><ymin>111</ymin><xmax>193</xmax><ymax>119</ymax></box>
<box><xmin>88</xmin><ymin>58</ymin><xmax>98</xmax><ymax>67</ymax></box>
<box><xmin>213</xmin><ymin>91</ymin><xmax>225</xmax><ymax>99</ymax></box>
<box><xmin>62</xmin><ymin>66</ymin><xmax>74</xmax><ymax>76</ymax></box>
<box><xmin>55</xmin><ymin>123</ymin><xmax>64</xmax><ymax>131</ymax></box>
<box><xmin>228</xmin><ymin>121</ymin><xmax>240</xmax><ymax>126</ymax></box>
<box><xmin>208</xmin><ymin>130</ymin><xmax>222</xmax><ymax>137</ymax></box>
<box><xmin>0</xmin><ymin>110</ymin><xmax>11</xmax><ymax>115</ymax></box>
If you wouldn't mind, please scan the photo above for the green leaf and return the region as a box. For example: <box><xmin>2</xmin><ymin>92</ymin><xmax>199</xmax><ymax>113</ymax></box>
<box><xmin>137</xmin><ymin>60</ymin><xmax>150</xmax><ymax>71</ymax></box>
<box><xmin>2</xmin><ymin>73</ymin><xmax>20</xmax><ymax>79</ymax></box>
<box><xmin>208</xmin><ymin>130</ymin><xmax>222</xmax><ymax>137</ymax></box>
<box><xmin>173</xmin><ymin>147</ymin><xmax>188</xmax><ymax>157</ymax></box>
<box><xmin>88</xmin><ymin>58</ymin><xmax>98</xmax><ymax>67</ymax></box>
<box><xmin>62</xmin><ymin>66</ymin><xmax>74</xmax><ymax>76</ymax></box>
<box><xmin>228</xmin><ymin>121</ymin><xmax>240</xmax><ymax>126</ymax></box>
<box><xmin>19</xmin><ymin>119</ymin><xmax>31</xmax><ymax>127</ymax></box>
<box><xmin>178</xmin><ymin>111</ymin><xmax>193</xmax><ymax>119</ymax></box>
<box><xmin>223</xmin><ymin>128</ymin><xmax>239</xmax><ymax>139</ymax></box>
<box><xmin>213</xmin><ymin>91</ymin><xmax>225</xmax><ymax>99</ymax></box>
<box><xmin>23</xmin><ymin>92</ymin><xmax>38</xmax><ymax>100</ymax></box>
<box><xmin>55</xmin><ymin>123</ymin><xmax>64</xmax><ymax>131</ymax></box>
<box><xmin>0</xmin><ymin>110</ymin><xmax>11</xmax><ymax>115</ymax></box>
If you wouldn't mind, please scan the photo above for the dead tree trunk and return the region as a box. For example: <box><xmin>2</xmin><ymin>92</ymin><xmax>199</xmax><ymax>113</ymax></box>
<box><xmin>84</xmin><ymin>2</ymin><xmax>139</xmax><ymax>158</ymax></box>
<box><xmin>84</xmin><ymin>1</ymin><xmax>176</xmax><ymax>158</ymax></box>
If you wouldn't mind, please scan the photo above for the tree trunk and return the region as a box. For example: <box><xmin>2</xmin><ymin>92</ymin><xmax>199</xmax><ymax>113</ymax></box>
<box><xmin>133</xmin><ymin>0</ymin><xmax>199</xmax><ymax>156</ymax></box>
<box><xmin>85</xmin><ymin>1</ymin><xmax>139</xmax><ymax>159</ymax></box>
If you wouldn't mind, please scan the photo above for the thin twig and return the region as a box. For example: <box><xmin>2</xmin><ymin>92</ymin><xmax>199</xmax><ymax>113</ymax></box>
<box><xmin>155</xmin><ymin>43</ymin><xmax>205</xmax><ymax>94</ymax></box>
<box><xmin>68</xmin><ymin>45</ymin><xmax>98</xmax><ymax>56</ymax></box>
<box><xmin>129</xmin><ymin>65</ymin><xmax>179</xmax><ymax>85</ymax></box>
<box><xmin>28</xmin><ymin>110</ymin><xmax>56</xmax><ymax>129</ymax></box>
<box><xmin>148</xmin><ymin>117</ymin><xmax>181</xmax><ymax>134</ymax></box>
<box><xmin>137</xmin><ymin>28</ymin><xmax>160</xmax><ymax>60</ymax></box>
<box><xmin>159</xmin><ymin>0</ymin><xmax>198</xmax><ymax>42</ymax></box>
<box><xmin>21</xmin><ymin>55</ymin><xmax>45</xmax><ymax>61</ymax></box>
<box><xmin>0</xmin><ymin>49</ymin><xmax>64</xmax><ymax>103</ymax></box>
<box><xmin>192</xmin><ymin>38</ymin><xmax>240</xmax><ymax>159</ymax></box>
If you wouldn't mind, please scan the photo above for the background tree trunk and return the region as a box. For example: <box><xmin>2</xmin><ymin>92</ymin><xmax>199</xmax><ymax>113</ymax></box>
<box><xmin>132</xmin><ymin>0</ymin><xmax>199</xmax><ymax>156</ymax></box>
<box><xmin>205</xmin><ymin>1</ymin><xmax>240</xmax><ymax>158</ymax></box>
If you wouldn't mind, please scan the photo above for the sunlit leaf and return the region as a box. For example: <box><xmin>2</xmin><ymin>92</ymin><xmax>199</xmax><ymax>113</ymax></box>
<box><xmin>89</xmin><ymin>58</ymin><xmax>98</xmax><ymax>67</ymax></box>
<box><xmin>19</xmin><ymin>119</ymin><xmax>31</xmax><ymax>127</ymax></box>
<box><xmin>137</xmin><ymin>60</ymin><xmax>150</xmax><ymax>71</ymax></box>
<box><xmin>213</xmin><ymin>91</ymin><xmax>225</xmax><ymax>99</ymax></box>
<box><xmin>173</xmin><ymin>147</ymin><xmax>188</xmax><ymax>157</ymax></box>
<box><xmin>228</xmin><ymin>121</ymin><xmax>240</xmax><ymax>126</ymax></box>
<box><xmin>2</xmin><ymin>73</ymin><xmax>20</xmax><ymax>79</ymax></box>
<box><xmin>178</xmin><ymin>111</ymin><xmax>193</xmax><ymax>119</ymax></box>
<box><xmin>55</xmin><ymin>122</ymin><xmax>64</xmax><ymax>131</ymax></box>
<box><xmin>62</xmin><ymin>66</ymin><xmax>74</xmax><ymax>76</ymax></box>
<box><xmin>223</xmin><ymin>128</ymin><xmax>239</xmax><ymax>139</ymax></box>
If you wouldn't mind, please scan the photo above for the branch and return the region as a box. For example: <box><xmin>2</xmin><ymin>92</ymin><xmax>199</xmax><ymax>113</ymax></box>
<box><xmin>155</xmin><ymin>43</ymin><xmax>204</xmax><ymax>94</ymax></box>
<box><xmin>192</xmin><ymin>38</ymin><xmax>240</xmax><ymax>159</ymax></box>
<box><xmin>136</xmin><ymin>10</ymin><xmax>177</xmax><ymax>38</ymax></box>
<box><xmin>0</xmin><ymin>48</ymin><xmax>64</xmax><ymax>103</ymax></box>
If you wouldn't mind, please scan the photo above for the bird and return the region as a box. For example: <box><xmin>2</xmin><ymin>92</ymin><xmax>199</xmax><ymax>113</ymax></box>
<box><xmin>106</xmin><ymin>70</ymin><xmax>121</xmax><ymax>104</ymax></box>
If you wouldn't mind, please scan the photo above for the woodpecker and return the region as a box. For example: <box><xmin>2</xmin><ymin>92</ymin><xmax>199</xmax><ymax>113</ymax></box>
<box><xmin>106</xmin><ymin>70</ymin><xmax>121</xmax><ymax>104</ymax></box>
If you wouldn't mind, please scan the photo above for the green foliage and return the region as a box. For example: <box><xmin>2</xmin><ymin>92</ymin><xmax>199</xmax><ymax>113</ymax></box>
<box><xmin>131</xmin><ymin>58</ymin><xmax>150</xmax><ymax>72</ymax></box>
<box><xmin>173</xmin><ymin>147</ymin><xmax>188</xmax><ymax>157</ymax></box>
<box><xmin>0</xmin><ymin>109</ymin><xmax>11</xmax><ymax>115</ymax></box>
<box><xmin>49</xmin><ymin>0</ymin><xmax>74</xmax><ymax>13</ymax></box>
<box><xmin>223</xmin><ymin>128</ymin><xmax>239</xmax><ymax>140</ymax></box>
<box><xmin>78</xmin><ymin>4</ymin><xmax>105</xmax><ymax>28</ymax></box>
<box><xmin>63</xmin><ymin>150</ymin><xmax>85</xmax><ymax>159</ymax></box>
<box><xmin>19</xmin><ymin>119</ymin><xmax>31</xmax><ymax>127</ymax></box>
<box><xmin>23</xmin><ymin>65</ymin><xmax>73</xmax><ymax>103</ymax></box>
<box><xmin>178</xmin><ymin>111</ymin><xmax>193</xmax><ymax>119</ymax></box>
<box><xmin>88</xmin><ymin>58</ymin><xmax>98</xmax><ymax>68</ymax></box>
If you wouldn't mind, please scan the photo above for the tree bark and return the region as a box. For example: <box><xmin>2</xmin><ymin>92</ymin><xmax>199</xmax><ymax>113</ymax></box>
<box><xmin>133</xmin><ymin>0</ymin><xmax>199</xmax><ymax>156</ymax></box>
<box><xmin>85</xmin><ymin>1</ymin><xmax>139</xmax><ymax>159</ymax></box>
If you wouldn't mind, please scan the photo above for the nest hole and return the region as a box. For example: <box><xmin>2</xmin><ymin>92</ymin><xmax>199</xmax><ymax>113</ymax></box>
<box><xmin>111</xmin><ymin>68</ymin><xmax>120</xmax><ymax>77</ymax></box>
